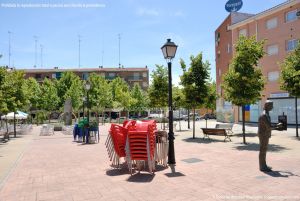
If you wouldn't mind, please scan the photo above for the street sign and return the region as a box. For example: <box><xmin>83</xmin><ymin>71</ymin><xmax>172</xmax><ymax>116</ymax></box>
<box><xmin>225</xmin><ymin>0</ymin><xmax>243</xmax><ymax>13</ymax></box>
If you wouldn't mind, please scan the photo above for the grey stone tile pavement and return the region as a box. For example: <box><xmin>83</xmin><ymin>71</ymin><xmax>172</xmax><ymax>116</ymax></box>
<box><xmin>0</xmin><ymin>120</ymin><xmax>299</xmax><ymax>201</ymax></box>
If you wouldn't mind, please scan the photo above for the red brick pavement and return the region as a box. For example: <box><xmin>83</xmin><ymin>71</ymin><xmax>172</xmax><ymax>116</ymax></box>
<box><xmin>0</xmin><ymin>124</ymin><xmax>299</xmax><ymax>201</ymax></box>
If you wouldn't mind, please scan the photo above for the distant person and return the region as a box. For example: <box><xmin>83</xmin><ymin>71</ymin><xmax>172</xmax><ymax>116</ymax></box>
<box><xmin>257</xmin><ymin>100</ymin><xmax>282</xmax><ymax>172</ymax></box>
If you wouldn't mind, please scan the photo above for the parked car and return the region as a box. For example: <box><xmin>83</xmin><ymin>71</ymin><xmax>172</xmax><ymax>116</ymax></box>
<box><xmin>200</xmin><ymin>113</ymin><xmax>216</xmax><ymax>120</ymax></box>
<box><xmin>183</xmin><ymin>113</ymin><xmax>200</xmax><ymax>121</ymax></box>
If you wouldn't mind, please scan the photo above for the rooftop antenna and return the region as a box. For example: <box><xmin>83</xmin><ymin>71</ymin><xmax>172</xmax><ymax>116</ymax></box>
<box><xmin>101</xmin><ymin>37</ymin><xmax>104</xmax><ymax>68</ymax></box>
<box><xmin>78</xmin><ymin>35</ymin><xmax>81</xmax><ymax>68</ymax></box>
<box><xmin>118</xmin><ymin>33</ymin><xmax>121</xmax><ymax>68</ymax></box>
<box><xmin>8</xmin><ymin>31</ymin><xmax>12</xmax><ymax>68</ymax></box>
<box><xmin>33</xmin><ymin>36</ymin><xmax>38</xmax><ymax>68</ymax></box>
<box><xmin>40</xmin><ymin>44</ymin><xmax>43</xmax><ymax>68</ymax></box>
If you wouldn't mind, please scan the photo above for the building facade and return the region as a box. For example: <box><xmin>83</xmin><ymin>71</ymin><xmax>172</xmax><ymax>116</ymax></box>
<box><xmin>215</xmin><ymin>0</ymin><xmax>300</xmax><ymax>124</ymax></box>
<box><xmin>21</xmin><ymin>67</ymin><xmax>149</xmax><ymax>90</ymax></box>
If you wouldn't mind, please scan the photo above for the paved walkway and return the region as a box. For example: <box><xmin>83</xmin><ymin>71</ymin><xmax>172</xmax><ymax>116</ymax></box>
<box><xmin>0</xmin><ymin>121</ymin><xmax>299</xmax><ymax>201</ymax></box>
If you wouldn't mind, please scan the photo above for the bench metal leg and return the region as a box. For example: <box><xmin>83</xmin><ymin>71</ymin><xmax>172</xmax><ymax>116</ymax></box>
<box><xmin>224</xmin><ymin>135</ymin><xmax>231</xmax><ymax>142</ymax></box>
<box><xmin>203</xmin><ymin>134</ymin><xmax>210</xmax><ymax>140</ymax></box>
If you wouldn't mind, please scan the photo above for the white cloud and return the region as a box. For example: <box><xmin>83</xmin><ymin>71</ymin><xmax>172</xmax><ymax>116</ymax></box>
<box><xmin>137</xmin><ymin>8</ymin><xmax>159</xmax><ymax>16</ymax></box>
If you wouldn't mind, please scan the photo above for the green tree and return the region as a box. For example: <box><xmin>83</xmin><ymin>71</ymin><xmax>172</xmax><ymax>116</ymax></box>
<box><xmin>222</xmin><ymin>36</ymin><xmax>265</xmax><ymax>144</ymax></box>
<box><xmin>173</xmin><ymin>86</ymin><xmax>185</xmax><ymax>131</ymax></box>
<box><xmin>0</xmin><ymin>70</ymin><xmax>28</xmax><ymax>137</ymax></box>
<box><xmin>148</xmin><ymin>65</ymin><xmax>168</xmax><ymax>128</ymax></box>
<box><xmin>110</xmin><ymin>77</ymin><xmax>132</xmax><ymax>120</ymax></box>
<box><xmin>130</xmin><ymin>83</ymin><xmax>149</xmax><ymax>116</ymax></box>
<box><xmin>204</xmin><ymin>81</ymin><xmax>217</xmax><ymax>128</ymax></box>
<box><xmin>88</xmin><ymin>73</ymin><xmax>112</xmax><ymax>123</ymax></box>
<box><xmin>280</xmin><ymin>43</ymin><xmax>300</xmax><ymax>137</ymax></box>
<box><xmin>56</xmin><ymin>72</ymin><xmax>83</xmax><ymax>113</ymax></box>
<box><xmin>25</xmin><ymin>77</ymin><xmax>41</xmax><ymax>111</ymax></box>
<box><xmin>40</xmin><ymin>78</ymin><xmax>59</xmax><ymax>122</ymax></box>
<box><xmin>180</xmin><ymin>53</ymin><xmax>210</xmax><ymax>138</ymax></box>
<box><xmin>148</xmin><ymin>65</ymin><xmax>168</xmax><ymax>109</ymax></box>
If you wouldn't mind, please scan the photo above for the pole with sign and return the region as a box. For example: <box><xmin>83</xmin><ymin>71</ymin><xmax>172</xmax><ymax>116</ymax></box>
<box><xmin>225</xmin><ymin>0</ymin><xmax>243</xmax><ymax>12</ymax></box>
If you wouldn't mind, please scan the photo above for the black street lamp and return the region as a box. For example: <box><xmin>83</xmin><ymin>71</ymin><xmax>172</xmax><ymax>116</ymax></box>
<box><xmin>161</xmin><ymin>38</ymin><xmax>178</xmax><ymax>165</ymax></box>
<box><xmin>85</xmin><ymin>82</ymin><xmax>91</xmax><ymax>125</ymax></box>
<box><xmin>82</xmin><ymin>97</ymin><xmax>86</xmax><ymax>120</ymax></box>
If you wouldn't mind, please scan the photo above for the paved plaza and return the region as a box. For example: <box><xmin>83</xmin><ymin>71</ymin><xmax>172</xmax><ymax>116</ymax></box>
<box><xmin>0</xmin><ymin>120</ymin><xmax>299</xmax><ymax>201</ymax></box>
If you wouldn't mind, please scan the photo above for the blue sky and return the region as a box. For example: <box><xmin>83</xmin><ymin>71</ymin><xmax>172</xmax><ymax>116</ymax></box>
<box><xmin>0</xmin><ymin>0</ymin><xmax>285</xmax><ymax>84</ymax></box>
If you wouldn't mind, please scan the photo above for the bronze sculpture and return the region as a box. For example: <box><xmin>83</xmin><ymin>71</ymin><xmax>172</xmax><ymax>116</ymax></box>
<box><xmin>258</xmin><ymin>100</ymin><xmax>282</xmax><ymax>172</ymax></box>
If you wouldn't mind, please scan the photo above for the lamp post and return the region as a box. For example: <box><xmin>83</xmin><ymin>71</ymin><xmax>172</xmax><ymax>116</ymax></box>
<box><xmin>161</xmin><ymin>39</ymin><xmax>178</xmax><ymax>165</ymax></box>
<box><xmin>82</xmin><ymin>97</ymin><xmax>86</xmax><ymax>120</ymax></box>
<box><xmin>85</xmin><ymin>82</ymin><xmax>91</xmax><ymax>125</ymax></box>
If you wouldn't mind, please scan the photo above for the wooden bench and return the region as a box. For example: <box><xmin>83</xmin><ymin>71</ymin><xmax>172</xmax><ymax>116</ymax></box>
<box><xmin>201</xmin><ymin>128</ymin><xmax>232</xmax><ymax>142</ymax></box>
<box><xmin>215</xmin><ymin>123</ymin><xmax>234</xmax><ymax>135</ymax></box>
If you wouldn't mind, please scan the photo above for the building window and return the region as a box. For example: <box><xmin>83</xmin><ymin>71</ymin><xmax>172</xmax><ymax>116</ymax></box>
<box><xmin>35</xmin><ymin>74</ymin><xmax>41</xmax><ymax>79</ymax></box>
<box><xmin>227</xmin><ymin>43</ymin><xmax>231</xmax><ymax>53</ymax></box>
<box><xmin>52</xmin><ymin>73</ymin><xmax>56</xmax><ymax>79</ymax></box>
<box><xmin>267</xmin><ymin>44</ymin><xmax>279</xmax><ymax>56</ymax></box>
<box><xmin>133</xmin><ymin>72</ymin><xmax>140</xmax><ymax>80</ymax></box>
<box><xmin>266</xmin><ymin>17</ymin><xmax>278</xmax><ymax>29</ymax></box>
<box><xmin>142</xmin><ymin>72</ymin><xmax>147</xmax><ymax>78</ymax></box>
<box><xmin>285</xmin><ymin>10</ymin><xmax>298</xmax><ymax>22</ymax></box>
<box><xmin>215</xmin><ymin>32</ymin><xmax>220</xmax><ymax>46</ymax></box>
<box><xmin>268</xmin><ymin>71</ymin><xmax>279</xmax><ymax>82</ymax></box>
<box><xmin>82</xmin><ymin>72</ymin><xmax>89</xmax><ymax>80</ymax></box>
<box><xmin>219</xmin><ymin>69</ymin><xmax>222</xmax><ymax>77</ymax></box>
<box><xmin>239</xmin><ymin>29</ymin><xmax>247</xmax><ymax>37</ymax></box>
<box><xmin>286</xmin><ymin>39</ymin><xmax>299</xmax><ymax>51</ymax></box>
<box><xmin>55</xmin><ymin>72</ymin><xmax>62</xmax><ymax>79</ymax></box>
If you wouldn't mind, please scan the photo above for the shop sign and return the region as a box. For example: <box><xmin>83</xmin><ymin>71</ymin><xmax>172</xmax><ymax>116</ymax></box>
<box><xmin>225</xmin><ymin>0</ymin><xmax>243</xmax><ymax>12</ymax></box>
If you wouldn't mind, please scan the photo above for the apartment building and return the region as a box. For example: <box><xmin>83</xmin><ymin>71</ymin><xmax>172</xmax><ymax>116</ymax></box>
<box><xmin>215</xmin><ymin>0</ymin><xmax>300</xmax><ymax>124</ymax></box>
<box><xmin>21</xmin><ymin>67</ymin><xmax>149</xmax><ymax>90</ymax></box>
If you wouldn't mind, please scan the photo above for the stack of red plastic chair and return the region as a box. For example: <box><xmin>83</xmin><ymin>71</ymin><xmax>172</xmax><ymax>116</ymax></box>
<box><xmin>105</xmin><ymin>124</ymin><xmax>128</xmax><ymax>167</ymax></box>
<box><xmin>125</xmin><ymin>120</ymin><xmax>157</xmax><ymax>174</ymax></box>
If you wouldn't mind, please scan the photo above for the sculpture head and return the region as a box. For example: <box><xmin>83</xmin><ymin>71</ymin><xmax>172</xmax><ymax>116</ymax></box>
<box><xmin>264</xmin><ymin>100</ymin><xmax>273</xmax><ymax>112</ymax></box>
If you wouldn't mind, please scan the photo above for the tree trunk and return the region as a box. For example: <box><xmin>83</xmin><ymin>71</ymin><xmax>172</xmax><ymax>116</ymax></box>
<box><xmin>193</xmin><ymin>108</ymin><xmax>196</xmax><ymax>139</ymax></box>
<box><xmin>163</xmin><ymin>109</ymin><xmax>166</xmax><ymax>130</ymax></box>
<box><xmin>14</xmin><ymin>112</ymin><xmax>16</xmax><ymax>138</ymax></box>
<box><xmin>242</xmin><ymin>105</ymin><xmax>246</xmax><ymax>144</ymax></box>
<box><xmin>5</xmin><ymin>118</ymin><xmax>9</xmax><ymax>140</ymax></box>
<box><xmin>179</xmin><ymin>108</ymin><xmax>181</xmax><ymax>131</ymax></box>
<box><xmin>187</xmin><ymin>108</ymin><xmax>190</xmax><ymax>129</ymax></box>
<box><xmin>296</xmin><ymin>97</ymin><xmax>298</xmax><ymax>137</ymax></box>
<box><xmin>102</xmin><ymin>111</ymin><xmax>105</xmax><ymax>125</ymax></box>
<box><xmin>206</xmin><ymin>108</ymin><xmax>208</xmax><ymax>128</ymax></box>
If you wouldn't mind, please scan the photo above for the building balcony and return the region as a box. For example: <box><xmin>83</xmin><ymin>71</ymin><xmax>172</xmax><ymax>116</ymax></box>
<box><xmin>105</xmin><ymin>76</ymin><xmax>116</xmax><ymax>80</ymax></box>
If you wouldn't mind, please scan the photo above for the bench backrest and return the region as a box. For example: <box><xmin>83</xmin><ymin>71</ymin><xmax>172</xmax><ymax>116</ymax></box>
<box><xmin>202</xmin><ymin>128</ymin><xmax>226</xmax><ymax>135</ymax></box>
<box><xmin>215</xmin><ymin>124</ymin><xmax>233</xmax><ymax>130</ymax></box>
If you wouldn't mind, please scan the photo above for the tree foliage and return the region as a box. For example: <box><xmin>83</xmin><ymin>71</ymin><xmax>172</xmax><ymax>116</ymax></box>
<box><xmin>148</xmin><ymin>65</ymin><xmax>168</xmax><ymax>109</ymax></box>
<box><xmin>205</xmin><ymin>81</ymin><xmax>217</xmax><ymax>112</ymax></box>
<box><xmin>40</xmin><ymin>78</ymin><xmax>59</xmax><ymax>114</ymax></box>
<box><xmin>130</xmin><ymin>83</ymin><xmax>149</xmax><ymax>113</ymax></box>
<box><xmin>88</xmin><ymin>73</ymin><xmax>112</xmax><ymax>112</ymax></box>
<box><xmin>180</xmin><ymin>54</ymin><xmax>210</xmax><ymax>108</ymax></box>
<box><xmin>280</xmin><ymin>43</ymin><xmax>300</xmax><ymax>97</ymax></box>
<box><xmin>222</xmin><ymin>36</ymin><xmax>265</xmax><ymax>106</ymax></box>
<box><xmin>25</xmin><ymin>77</ymin><xmax>41</xmax><ymax>110</ymax></box>
<box><xmin>56</xmin><ymin>72</ymin><xmax>83</xmax><ymax>111</ymax></box>
<box><xmin>110</xmin><ymin>77</ymin><xmax>132</xmax><ymax>111</ymax></box>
